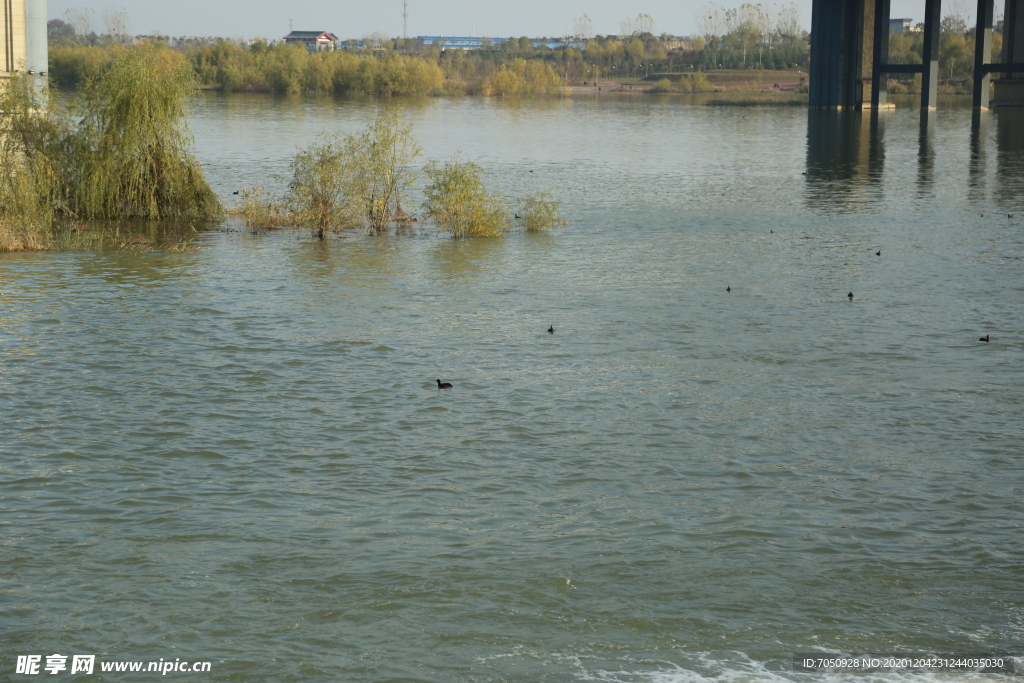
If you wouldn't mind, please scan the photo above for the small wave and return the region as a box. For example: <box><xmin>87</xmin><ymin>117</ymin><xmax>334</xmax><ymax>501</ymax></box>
<box><xmin>575</xmin><ymin>653</ymin><xmax>1013</xmax><ymax>683</ymax></box>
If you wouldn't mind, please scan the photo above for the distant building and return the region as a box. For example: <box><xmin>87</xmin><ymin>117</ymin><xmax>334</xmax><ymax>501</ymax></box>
<box><xmin>417</xmin><ymin>36</ymin><xmax>582</xmax><ymax>50</ymax></box>
<box><xmin>660</xmin><ymin>37</ymin><xmax>694</xmax><ymax>50</ymax></box>
<box><xmin>889</xmin><ymin>18</ymin><xmax>913</xmax><ymax>33</ymax></box>
<box><xmin>283</xmin><ymin>30</ymin><xmax>339</xmax><ymax>51</ymax></box>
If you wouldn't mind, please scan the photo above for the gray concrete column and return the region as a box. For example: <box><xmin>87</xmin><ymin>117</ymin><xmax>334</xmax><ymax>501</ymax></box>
<box><xmin>871</xmin><ymin>0</ymin><xmax>891</xmax><ymax>108</ymax></box>
<box><xmin>993</xmin><ymin>0</ymin><xmax>1024</xmax><ymax>104</ymax></box>
<box><xmin>1005</xmin><ymin>0</ymin><xmax>1024</xmax><ymax>71</ymax></box>
<box><xmin>810</xmin><ymin>0</ymin><xmax>871</xmax><ymax>108</ymax></box>
<box><xmin>2</xmin><ymin>0</ymin><xmax>27</xmax><ymax>76</ymax></box>
<box><xmin>974</xmin><ymin>0</ymin><xmax>995</xmax><ymax>108</ymax></box>
<box><xmin>920</xmin><ymin>0</ymin><xmax>942</xmax><ymax>110</ymax></box>
<box><xmin>24</xmin><ymin>0</ymin><xmax>45</xmax><ymax>76</ymax></box>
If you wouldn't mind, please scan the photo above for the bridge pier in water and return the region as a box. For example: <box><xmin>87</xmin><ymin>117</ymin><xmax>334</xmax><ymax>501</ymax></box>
<box><xmin>1</xmin><ymin>0</ymin><xmax>47</xmax><ymax>81</ymax></box>
<box><xmin>994</xmin><ymin>0</ymin><xmax>1024</xmax><ymax>105</ymax></box>
<box><xmin>809</xmin><ymin>0</ymin><xmax>1024</xmax><ymax>111</ymax></box>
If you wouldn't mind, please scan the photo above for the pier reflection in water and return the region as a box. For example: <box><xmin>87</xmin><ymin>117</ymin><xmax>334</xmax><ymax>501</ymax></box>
<box><xmin>969</xmin><ymin>112</ymin><xmax>991</xmax><ymax>199</ymax></box>
<box><xmin>996</xmin><ymin>109</ymin><xmax>1024</xmax><ymax>202</ymax></box>
<box><xmin>806</xmin><ymin>106</ymin><xmax>1024</xmax><ymax>212</ymax></box>
<box><xmin>971</xmin><ymin>108</ymin><xmax>1024</xmax><ymax>207</ymax></box>
<box><xmin>804</xmin><ymin>110</ymin><xmax>885</xmax><ymax>211</ymax></box>
<box><xmin>917</xmin><ymin>111</ymin><xmax>935</xmax><ymax>195</ymax></box>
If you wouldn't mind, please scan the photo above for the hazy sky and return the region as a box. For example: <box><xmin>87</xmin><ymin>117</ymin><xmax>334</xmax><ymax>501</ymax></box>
<box><xmin>46</xmin><ymin>0</ymin><xmax>975</xmax><ymax>41</ymax></box>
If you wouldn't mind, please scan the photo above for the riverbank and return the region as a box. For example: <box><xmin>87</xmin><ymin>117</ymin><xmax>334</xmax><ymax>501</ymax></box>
<box><xmin>564</xmin><ymin>81</ymin><xmax>809</xmax><ymax>106</ymax></box>
<box><xmin>49</xmin><ymin>41</ymin><xmax>813</xmax><ymax>98</ymax></box>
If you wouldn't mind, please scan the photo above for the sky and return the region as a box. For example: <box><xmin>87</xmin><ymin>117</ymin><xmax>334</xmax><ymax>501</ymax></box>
<box><xmin>46</xmin><ymin>0</ymin><xmax>979</xmax><ymax>41</ymax></box>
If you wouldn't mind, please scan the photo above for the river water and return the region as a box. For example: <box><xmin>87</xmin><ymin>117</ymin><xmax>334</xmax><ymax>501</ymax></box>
<box><xmin>2</xmin><ymin>95</ymin><xmax>1023</xmax><ymax>682</ymax></box>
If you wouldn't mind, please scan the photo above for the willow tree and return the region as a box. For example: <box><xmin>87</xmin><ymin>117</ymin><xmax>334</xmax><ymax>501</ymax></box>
<box><xmin>75</xmin><ymin>47</ymin><xmax>221</xmax><ymax>220</ymax></box>
<box><xmin>0</xmin><ymin>76</ymin><xmax>67</xmax><ymax>224</ymax></box>
<box><xmin>0</xmin><ymin>75</ymin><xmax>75</xmax><ymax>250</ymax></box>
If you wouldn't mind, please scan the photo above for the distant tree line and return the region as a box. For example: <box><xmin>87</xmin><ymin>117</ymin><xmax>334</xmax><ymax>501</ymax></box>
<box><xmin>695</xmin><ymin>2</ymin><xmax>809</xmax><ymax>70</ymax></box>
<box><xmin>45</xmin><ymin>5</ymin><xmax>807</xmax><ymax>95</ymax></box>
<box><xmin>44</xmin><ymin>1</ymin><xmax>1002</xmax><ymax>96</ymax></box>
<box><xmin>46</xmin><ymin>35</ymin><xmax>570</xmax><ymax>95</ymax></box>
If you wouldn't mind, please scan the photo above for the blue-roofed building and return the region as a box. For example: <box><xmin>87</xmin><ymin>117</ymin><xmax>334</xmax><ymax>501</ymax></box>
<box><xmin>889</xmin><ymin>18</ymin><xmax>914</xmax><ymax>33</ymax></box>
<box><xmin>417</xmin><ymin>36</ymin><xmax>582</xmax><ymax>50</ymax></box>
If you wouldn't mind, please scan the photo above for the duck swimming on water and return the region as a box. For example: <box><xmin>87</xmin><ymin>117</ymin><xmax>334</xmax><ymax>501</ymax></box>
<box><xmin>437</xmin><ymin>379</ymin><xmax>453</xmax><ymax>389</ymax></box>
<box><xmin>548</xmin><ymin>325</ymin><xmax>554</xmax><ymax>334</ymax></box>
<box><xmin>980</xmin><ymin>335</ymin><xmax>990</xmax><ymax>342</ymax></box>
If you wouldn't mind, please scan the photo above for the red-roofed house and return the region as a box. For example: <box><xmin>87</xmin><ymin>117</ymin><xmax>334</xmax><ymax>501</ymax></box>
<box><xmin>283</xmin><ymin>31</ymin><xmax>339</xmax><ymax>51</ymax></box>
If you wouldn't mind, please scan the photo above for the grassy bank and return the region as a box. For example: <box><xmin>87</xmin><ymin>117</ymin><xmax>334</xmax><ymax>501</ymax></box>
<box><xmin>704</xmin><ymin>95</ymin><xmax>806</xmax><ymax>106</ymax></box>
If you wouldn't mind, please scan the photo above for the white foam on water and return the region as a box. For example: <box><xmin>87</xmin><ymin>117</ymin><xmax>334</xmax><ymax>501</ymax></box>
<box><xmin>472</xmin><ymin>647</ymin><xmax>1019</xmax><ymax>683</ymax></box>
<box><xmin>571</xmin><ymin>652</ymin><xmax>1017</xmax><ymax>683</ymax></box>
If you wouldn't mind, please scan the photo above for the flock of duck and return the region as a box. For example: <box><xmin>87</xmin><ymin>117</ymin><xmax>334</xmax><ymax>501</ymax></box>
<box><xmin>724</xmin><ymin>245</ymin><xmax>992</xmax><ymax>344</ymax></box>
<box><xmin>435</xmin><ymin>241</ymin><xmax>997</xmax><ymax>390</ymax></box>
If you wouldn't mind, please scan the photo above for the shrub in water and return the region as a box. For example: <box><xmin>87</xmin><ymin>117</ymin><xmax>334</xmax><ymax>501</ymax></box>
<box><xmin>517</xmin><ymin>191</ymin><xmax>566</xmax><ymax>232</ymax></box>
<box><xmin>239</xmin><ymin>187</ymin><xmax>286</xmax><ymax>230</ymax></box>
<box><xmin>422</xmin><ymin>156</ymin><xmax>511</xmax><ymax>238</ymax></box>
<box><xmin>288</xmin><ymin>134</ymin><xmax>365</xmax><ymax>231</ymax></box>
<box><xmin>287</xmin><ymin>109</ymin><xmax>420</xmax><ymax>234</ymax></box>
<box><xmin>356</xmin><ymin>109</ymin><xmax>421</xmax><ymax>232</ymax></box>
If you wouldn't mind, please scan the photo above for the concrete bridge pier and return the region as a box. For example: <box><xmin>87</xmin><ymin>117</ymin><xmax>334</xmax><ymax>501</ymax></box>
<box><xmin>873</xmin><ymin>0</ymin><xmax>941</xmax><ymax>111</ymax></box>
<box><xmin>869</xmin><ymin>0</ymin><xmax>891</xmax><ymax>109</ymax></box>
<box><xmin>1</xmin><ymin>0</ymin><xmax>47</xmax><ymax>80</ymax></box>
<box><xmin>992</xmin><ymin>0</ymin><xmax>1024</xmax><ymax>106</ymax></box>
<box><xmin>809</xmin><ymin>0</ymin><xmax>875</xmax><ymax>108</ymax></box>
<box><xmin>919</xmin><ymin>0</ymin><xmax>942</xmax><ymax>110</ymax></box>
<box><xmin>810</xmin><ymin>0</ymin><xmax>942</xmax><ymax>110</ymax></box>
<box><xmin>811</xmin><ymin>0</ymin><xmax>1024</xmax><ymax>110</ymax></box>
<box><xmin>973</xmin><ymin>0</ymin><xmax>996</xmax><ymax>108</ymax></box>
